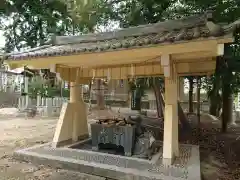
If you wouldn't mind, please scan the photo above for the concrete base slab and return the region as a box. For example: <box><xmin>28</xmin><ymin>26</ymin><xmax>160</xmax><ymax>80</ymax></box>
<box><xmin>14</xmin><ymin>142</ymin><xmax>201</xmax><ymax>180</ymax></box>
<box><xmin>46</xmin><ymin>169</ymin><xmax>106</xmax><ymax>180</ymax></box>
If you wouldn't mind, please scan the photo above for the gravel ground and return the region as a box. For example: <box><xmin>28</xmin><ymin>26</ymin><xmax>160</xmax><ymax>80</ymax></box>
<box><xmin>189</xmin><ymin>114</ymin><xmax>240</xmax><ymax>180</ymax></box>
<box><xmin>0</xmin><ymin>108</ymin><xmax>239</xmax><ymax>180</ymax></box>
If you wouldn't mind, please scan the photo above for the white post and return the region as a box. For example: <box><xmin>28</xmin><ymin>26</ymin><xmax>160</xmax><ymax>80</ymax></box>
<box><xmin>46</xmin><ymin>98</ymin><xmax>53</xmax><ymax>116</ymax></box>
<box><xmin>41</xmin><ymin>97</ymin><xmax>44</xmax><ymax>106</ymax></box>
<box><xmin>24</xmin><ymin>76</ymin><xmax>29</xmax><ymax>108</ymax></box>
<box><xmin>18</xmin><ymin>97</ymin><xmax>22</xmax><ymax>111</ymax></box>
<box><xmin>37</xmin><ymin>95</ymin><xmax>41</xmax><ymax>107</ymax></box>
<box><xmin>0</xmin><ymin>72</ymin><xmax>2</xmax><ymax>91</ymax></box>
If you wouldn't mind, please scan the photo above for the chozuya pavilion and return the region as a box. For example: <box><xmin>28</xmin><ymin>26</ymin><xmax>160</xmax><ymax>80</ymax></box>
<box><xmin>3</xmin><ymin>11</ymin><xmax>240</xmax><ymax>180</ymax></box>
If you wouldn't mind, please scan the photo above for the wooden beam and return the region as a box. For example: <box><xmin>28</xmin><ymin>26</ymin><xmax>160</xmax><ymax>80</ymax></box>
<box><xmin>56</xmin><ymin>60</ymin><xmax>216</xmax><ymax>80</ymax></box>
<box><xmin>7</xmin><ymin>39</ymin><xmax>220</xmax><ymax>69</ymax></box>
<box><xmin>172</xmin><ymin>51</ymin><xmax>216</xmax><ymax>61</ymax></box>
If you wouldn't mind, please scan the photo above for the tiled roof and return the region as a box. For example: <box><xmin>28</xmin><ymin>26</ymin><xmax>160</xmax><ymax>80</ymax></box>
<box><xmin>3</xmin><ymin>11</ymin><xmax>240</xmax><ymax>61</ymax></box>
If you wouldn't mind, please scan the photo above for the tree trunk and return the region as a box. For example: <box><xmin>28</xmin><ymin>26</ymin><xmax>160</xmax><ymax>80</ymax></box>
<box><xmin>221</xmin><ymin>83</ymin><xmax>232</xmax><ymax>133</ymax></box>
<box><xmin>209</xmin><ymin>97</ymin><xmax>218</xmax><ymax>116</ymax></box>
<box><xmin>197</xmin><ymin>77</ymin><xmax>201</xmax><ymax>127</ymax></box>
<box><xmin>96</xmin><ymin>79</ymin><xmax>105</xmax><ymax>110</ymax></box>
<box><xmin>152</xmin><ymin>78</ymin><xmax>163</xmax><ymax>118</ymax></box>
<box><xmin>208</xmin><ymin>57</ymin><xmax>222</xmax><ymax>117</ymax></box>
<box><xmin>159</xmin><ymin>89</ymin><xmax>165</xmax><ymax>116</ymax></box>
<box><xmin>188</xmin><ymin>77</ymin><xmax>194</xmax><ymax>113</ymax></box>
<box><xmin>88</xmin><ymin>81</ymin><xmax>92</xmax><ymax>102</ymax></box>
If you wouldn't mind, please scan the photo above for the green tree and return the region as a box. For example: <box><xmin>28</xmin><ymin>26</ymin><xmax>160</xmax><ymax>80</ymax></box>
<box><xmin>185</xmin><ymin>76</ymin><xmax>195</xmax><ymax>113</ymax></box>
<box><xmin>108</xmin><ymin>0</ymin><xmax>178</xmax><ymax>27</ymax></box>
<box><xmin>1</xmin><ymin>0</ymin><xmax>106</xmax><ymax>100</ymax></box>
<box><xmin>174</xmin><ymin>0</ymin><xmax>240</xmax><ymax>132</ymax></box>
<box><xmin>1</xmin><ymin>0</ymin><xmax>102</xmax><ymax>53</ymax></box>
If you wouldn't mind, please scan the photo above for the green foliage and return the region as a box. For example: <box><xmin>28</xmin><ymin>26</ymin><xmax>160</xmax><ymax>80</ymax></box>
<box><xmin>26</xmin><ymin>76</ymin><xmax>69</xmax><ymax>98</ymax></box>
<box><xmin>106</xmin><ymin>0</ymin><xmax>178</xmax><ymax>27</ymax></box>
<box><xmin>64</xmin><ymin>0</ymin><xmax>181</xmax><ymax>30</ymax></box>
<box><xmin>62</xmin><ymin>0</ymin><xmax>114</xmax><ymax>31</ymax></box>
<box><xmin>178</xmin><ymin>0</ymin><xmax>240</xmax><ymax>22</ymax></box>
<box><xmin>1</xmin><ymin>0</ymin><xmax>104</xmax><ymax>52</ymax></box>
<box><xmin>176</xmin><ymin>0</ymin><xmax>240</xmax><ymax>97</ymax></box>
<box><xmin>27</xmin><ymin>76</ymin><xmax>46</xmax><ymax>98</ymax></box>
<box><xmin>61</xmin><ymin>88</ymin><xmax>70</xmax><ymax>97</ymax></box>
<box><xmin>127</xmin><ymin>77</ymin><xmax>164</xmax><ymax>98</ymax></box>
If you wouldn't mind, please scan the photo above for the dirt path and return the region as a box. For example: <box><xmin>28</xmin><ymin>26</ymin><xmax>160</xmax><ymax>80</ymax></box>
<box><xmin>0</xmin><ymin>116</ymin><xmax>105</xmax><ymax>180</ymax></box>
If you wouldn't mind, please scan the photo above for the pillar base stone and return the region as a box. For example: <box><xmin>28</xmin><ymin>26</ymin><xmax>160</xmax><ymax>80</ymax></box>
<box><xmin>52</xmin><ymin>102</ymin><xmax>89</xmax><ymax>149</ymax></box>
<box><xmin>162</xmin><ymin>157</ymin><xmax>175</xmax><ymax>166</ymax></box>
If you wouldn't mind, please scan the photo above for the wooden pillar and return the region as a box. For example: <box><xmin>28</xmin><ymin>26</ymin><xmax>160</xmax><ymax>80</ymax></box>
<box><xmin>162</xmin><ymin>73</ymin><xmax>179</xmax><ymax>165</ymax></box>
<box><xmin>70</xmin><ymin>82</ymin><xmax>80</xmax><ymax>103</ymax></box>
<box><xmin>70</xmin><ymin>82</ymin><xmax>80</xmax><ymax>142</ymax></box>
<box><xmin>196</xmin><ymin>77</ymin><xmax>201</xmax><ymax>126</ymax></box>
